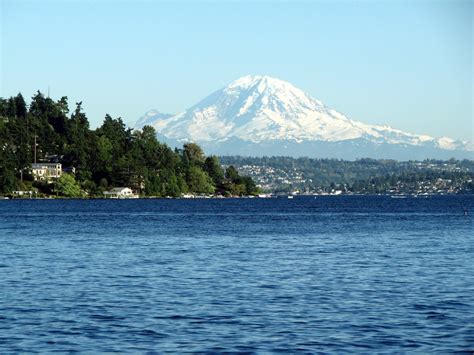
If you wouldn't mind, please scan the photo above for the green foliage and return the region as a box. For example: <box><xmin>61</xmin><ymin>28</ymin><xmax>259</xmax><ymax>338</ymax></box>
<box><xmin>225</xmin><ymin>165</ymin><xmax>240</xmax><ymax>183</ymax></box>
<box><xmin>222</xmin><ymin>165</ymin><xmax>260</xmax><ymax>196</ymax></box>
<box><xmin>204</xmin><ymin>156</ymin><xmax>224</xmax><ymax>186</ymax></box>
<box><xmin>55</xmin><ymin>173</ymin><xmax>82</xmax><ymax>197</ymax></box>
<box><xmin>186</xmin><ymin>166</ymin><xmax>214</xmax><ymax>194</ymax></box>
<box><xmin>241</xmin><ymin>176</ymin><xmax>259</xmax><ymax>195</ymax></box>
<box><xmin>183</xmin><ymin>143</ymin><xmax>205</xmax><ymax>166</ymax></box>
<box><xmin>0</xmin><ymin>91</ymin><xmax>259</xmax><ymax>197</ymax></box>
<box><xmin>0</xmin><ymin>167</ymin><xmax>16</xmax><ymax>193</ymax></box>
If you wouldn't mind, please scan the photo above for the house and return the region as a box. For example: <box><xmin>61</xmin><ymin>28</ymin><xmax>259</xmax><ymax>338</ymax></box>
<box><xmin>31</xmin><ymin>163</ymin><xmax>62</xmax><ymax>181</ymax></box>
<box><xmin>103</xmin><ymin>187</ymin><xmax>139</xmax><ymax>199</ymax></box>
<box><xmin>12</xmin><ymin>191</ymin><xmax>33</xmax><ymax>197</ymax></box>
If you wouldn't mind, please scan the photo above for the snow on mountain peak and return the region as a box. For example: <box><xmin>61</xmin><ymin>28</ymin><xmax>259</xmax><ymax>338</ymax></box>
<box><xmin>135</xmin><ymin>75</ymin><xmax>472</xmax><ymax>157</ymax></box>
<box><xmin>135</xmin><ymin>109</ymin><xmax>174</xmax><ymax>129</ymax></box>
<box><xmin>150</xmin><ymin>74</ymin><xmax>377</xmax><ymax>143</ymax></box>
<box><xmin>226</xmin><ymin>75</ymin><xmax>323</xmax><ymax>109</ymax></box>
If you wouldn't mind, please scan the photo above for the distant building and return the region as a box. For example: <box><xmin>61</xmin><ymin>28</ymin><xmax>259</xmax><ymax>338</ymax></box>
<box><xmin>103</xmin><ymin>187</ymin><xmax>139</xmax><ymax>199</ymax></box>
<box><xmin>31</xmin><ymin>163</ymin><xmax>62</xmax><ymax>181</ymax></box>
<box><xmin>12</xmin><ymin>191</ymin><xmax>33</xmax><ymax>197</ymax></box>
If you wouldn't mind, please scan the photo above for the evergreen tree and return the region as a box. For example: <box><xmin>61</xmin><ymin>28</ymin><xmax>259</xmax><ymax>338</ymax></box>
<box><xmin>187</xmin><ymin>166</ymin><xmax>214</xmax><ymax>194</ymax></box>
<box><xmin>14</xmin><ymin>93</ymin><xmax>27</xmax><ymax>119</ymax></box>
<box><xmin>204</xmin><ymin>156</ymin><xmax>224</xmax><ymax>187</ymax></box>
<box><xmin>225</xmin><ymin>165</ymin><xmax>241</xmax><ymax>184</ymax></box>
<box><xmin>63</xmin><ymin>102</ymin><xmax>95</xmax><ymax>181</ymax></box>
<box><xmin>183</xmin><ymin>143</ymin><xmax>205</xmax><ymax>166</ymax></box>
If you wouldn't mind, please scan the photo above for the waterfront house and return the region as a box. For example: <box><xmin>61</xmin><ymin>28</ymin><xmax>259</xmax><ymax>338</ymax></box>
<box><xmin>12</xmin><ymin>191</ymin><xmax>33</xmax><ymax>197</ymax></box>
<box><xmin>31</xmin><ymin>163</ymin><xmax>62</xmax><ymax>181</ymax></box>
<box><xmin>103</xmin><ymin>187</ymin><xmax>139</xmax><ymax>199</ymax></box>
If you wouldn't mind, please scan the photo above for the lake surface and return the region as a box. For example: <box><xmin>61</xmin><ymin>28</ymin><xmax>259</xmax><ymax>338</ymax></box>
<box><xmin>0</xmin><ymin>196</ymin><xmax>473</xmax><ymax>352</ymax></box>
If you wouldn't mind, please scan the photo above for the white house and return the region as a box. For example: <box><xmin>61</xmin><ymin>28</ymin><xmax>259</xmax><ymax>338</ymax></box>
<box><xmin>31</xmin><ymin>163</ymin><xmax>62</xmax><ymax>181</ymax></box>
<box><xmin>12</xmin><ymin>191</ymin><xmax>33</xmax><ymax>197</ymax></box>
<box><xmin>103</xmin><ymin>187</ymin><xmax>139</xmax><ymax>199</ymax></box>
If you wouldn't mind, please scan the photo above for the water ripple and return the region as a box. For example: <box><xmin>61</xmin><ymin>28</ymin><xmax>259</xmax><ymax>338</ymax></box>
<box><xmin>0</xmin><ymin>196</ymin><xmax>473</xmax><ymax>352</ymax></box>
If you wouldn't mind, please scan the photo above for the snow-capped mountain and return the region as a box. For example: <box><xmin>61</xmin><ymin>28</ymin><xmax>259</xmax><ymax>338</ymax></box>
<box><xmin>136</xmin><ymin>75</ymin><xmax>472</xmax><ymax>159</ymax></box>
<box><xmin>135</xmin><ymin>110</ymin><xmax>173</xmax><ymax>129</ymax></box>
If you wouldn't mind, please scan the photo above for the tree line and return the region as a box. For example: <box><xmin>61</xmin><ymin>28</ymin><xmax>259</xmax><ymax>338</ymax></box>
<box><xmin>0</xmin><ymin>92</ymin><xmax>259</xmax><ymax>197</ymax></box>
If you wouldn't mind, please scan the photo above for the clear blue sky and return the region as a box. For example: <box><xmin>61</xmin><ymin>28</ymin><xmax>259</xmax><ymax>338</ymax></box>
<box><xmin>1</xmin><ymin>0</ymin><xmax>472</xmax><ymax>140</ymax></box>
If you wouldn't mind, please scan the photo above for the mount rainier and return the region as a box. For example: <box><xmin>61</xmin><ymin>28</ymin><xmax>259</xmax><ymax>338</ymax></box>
<box><xmin>135</xmin><ymin>75</ymin><xmax>472</xmax><ymax>160</ymax></box>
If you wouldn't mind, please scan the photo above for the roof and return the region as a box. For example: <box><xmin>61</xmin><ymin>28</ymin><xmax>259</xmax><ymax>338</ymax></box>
<box><xmin>32</xmin><ymin>163</ymin><xmax>61</xmax><ymax>168</ymax></box>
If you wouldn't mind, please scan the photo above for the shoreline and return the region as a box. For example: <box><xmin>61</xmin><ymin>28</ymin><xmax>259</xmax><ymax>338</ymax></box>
<box><xmin>2</xmin><ymin>193</ymin><xmax>473</xmax><ymax>200</ymax></box>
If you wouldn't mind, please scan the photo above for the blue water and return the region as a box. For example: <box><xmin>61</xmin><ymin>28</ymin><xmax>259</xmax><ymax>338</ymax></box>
<box><xmin>0</xmin><ymin>196</ymin><xmax>473</xmax><ymax>352</ymax></box>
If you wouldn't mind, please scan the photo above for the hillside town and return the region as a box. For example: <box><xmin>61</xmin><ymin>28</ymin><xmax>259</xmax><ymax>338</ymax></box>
<box><xmin>227</xmin><ymin>158</ymin><xmax>474</xmax><ymax>195</ymax></box>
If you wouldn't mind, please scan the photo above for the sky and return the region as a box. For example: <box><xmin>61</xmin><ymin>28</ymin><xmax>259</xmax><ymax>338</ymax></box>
<box><xmin>1</xmin><ymin>0</ymin><xmax>472</xmax><ymax>141</ymax></box>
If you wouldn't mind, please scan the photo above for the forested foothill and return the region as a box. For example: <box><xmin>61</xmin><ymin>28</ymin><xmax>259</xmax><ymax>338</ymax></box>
<box><xmin>0</xmin><ymin>92</ymin><xmax>259</xmax><ymax>198</ymax></box>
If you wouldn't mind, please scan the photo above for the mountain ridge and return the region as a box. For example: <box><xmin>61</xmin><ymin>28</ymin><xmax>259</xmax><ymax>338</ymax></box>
<box><xmin>135</xmin><ymin>75</ymin><xmax>472</xmax><ymax>159</ymax></box>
